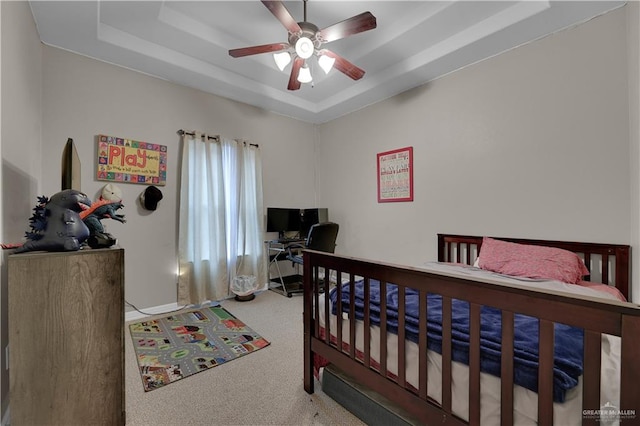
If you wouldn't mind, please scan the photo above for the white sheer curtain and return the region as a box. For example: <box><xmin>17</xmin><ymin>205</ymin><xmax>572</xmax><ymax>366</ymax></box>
<box><xmin>178</xmin><ymin>132</ymin><xmax>266</xmax><ymax>305</ymax></box>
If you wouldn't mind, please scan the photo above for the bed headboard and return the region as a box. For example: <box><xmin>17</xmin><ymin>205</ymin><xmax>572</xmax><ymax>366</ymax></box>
<box><xmin>437</xmin><ymin>234</ymin><xmax>631</xmax><ymax>301</ymax></box>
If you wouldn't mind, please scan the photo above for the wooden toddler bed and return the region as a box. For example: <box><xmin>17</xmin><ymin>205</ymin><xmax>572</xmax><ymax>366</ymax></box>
<box><xmin>303</xmin><ymin>234</ymin><xmax>640</xmax><ymax>425</ymax></box>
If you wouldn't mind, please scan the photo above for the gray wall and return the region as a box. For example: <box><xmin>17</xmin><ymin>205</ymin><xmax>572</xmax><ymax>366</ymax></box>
<box><xmin>0</xmin><ymin>1</ymin><xmax>43</xmax><ymax>420</ymax></box>
<box><xmin>39</xmin><ymin>46</ymin><xmax>318</xmax><ymax>310</ymax></box>
<box><xmin>628</xmin><ymin>1</ymin><xmax>640</xmax><ymax>306</ymax></box>
<box><xmin>317</xmin><ymin>6</ymin><xmax>635</xmax><ymax>296</ymax></box>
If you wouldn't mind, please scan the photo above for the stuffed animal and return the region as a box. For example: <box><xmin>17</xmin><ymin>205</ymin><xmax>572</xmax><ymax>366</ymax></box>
<box><xmin>15</xmin><ymin>189</ymin><xmax>92</xmax><ymax>253</ymax></box>
<box><xmin>79</xmin><ymin>198</ymin><xmax>126</xmax><ymax>249</ymax></box>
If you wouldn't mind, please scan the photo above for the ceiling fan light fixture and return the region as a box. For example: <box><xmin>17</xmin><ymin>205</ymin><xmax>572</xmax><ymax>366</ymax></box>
<box><xmin>274</xmin><ymin>51</ymin><xmax>291</xmax><ymax>71</ymax></box>
<box><xmin>297</xmin><ymin>64</ymin><xmax>313</xmax><ymax>83</ymax></box>
<box><xmin>295</xmin><ymin>36</ymin><xmax>314</xmax><ymax>59</ymax></box>
<box><xmin>318</xmin><ymin>54</ymin><xmax>335</xmax><ymax>74</ymax></box>
<box><xmin>229</xmin><ymin>1</ymin><xmax>377</xmax><ymax>90</ymax></box>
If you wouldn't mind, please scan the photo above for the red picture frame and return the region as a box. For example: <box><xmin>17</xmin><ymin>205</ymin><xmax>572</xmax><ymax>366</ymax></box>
<box><xmin>377</xmin><ymin>146</ymin><xmax>414</xmax><ymax>203</ymax></box>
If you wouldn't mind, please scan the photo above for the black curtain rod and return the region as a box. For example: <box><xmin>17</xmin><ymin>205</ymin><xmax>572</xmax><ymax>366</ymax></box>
<box><xmin>178</xmin><ymin>129</ymin><xmax>216</xmax><ymax>139</ymax></box>
<box><xmin>177</xmin><ymin>129</ymin><xmax>259</xmax><ymax>148</ymax></box>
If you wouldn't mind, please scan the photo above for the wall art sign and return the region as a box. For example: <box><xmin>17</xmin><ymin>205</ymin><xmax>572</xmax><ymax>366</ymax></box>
<box><xmin>377</xmin><ymin>146</ymin><xmax>413</xmax><ymax>203</ymax></box>
<box><xmin>96</xmin><ymin>134</ymin><xmax>167</xmax><ymax>186</ymax></box>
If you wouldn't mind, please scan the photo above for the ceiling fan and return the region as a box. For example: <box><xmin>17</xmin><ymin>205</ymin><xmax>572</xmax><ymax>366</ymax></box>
<box><xmin>229</xmin><ymin>0</ymin><xmax>377</xmax><ymax>91</ymax></box>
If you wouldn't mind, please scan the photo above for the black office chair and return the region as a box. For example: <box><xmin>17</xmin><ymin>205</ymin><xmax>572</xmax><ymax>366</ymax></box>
<box><xmin>286</xmin><ymin>222</ymin><xmax>339</xmax><ymax>266</ymax></box>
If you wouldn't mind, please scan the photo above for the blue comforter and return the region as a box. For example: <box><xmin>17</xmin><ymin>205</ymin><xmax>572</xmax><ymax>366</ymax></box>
<box><xmin>329</xmin><ymin>280</ymin><xmax>583</xmax><ymax>402</ymax></box>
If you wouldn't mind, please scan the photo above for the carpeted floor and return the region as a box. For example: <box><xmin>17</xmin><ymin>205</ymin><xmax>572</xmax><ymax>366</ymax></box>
<box><xmin>125</xmin><ymin>289</ymin><xmax>365</xmax><ymax>425</ymax></box>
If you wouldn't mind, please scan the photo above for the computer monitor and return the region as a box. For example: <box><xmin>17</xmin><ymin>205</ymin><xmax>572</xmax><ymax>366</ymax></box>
<box><xmin>266</xmin><ymin>208</ymin><xmax>301</xmax><ymax>239</ymax></box>
<box><xmin>300</xmin><ymin>208</ymin><xmax>328</xmax><ymax>238</ymax></box>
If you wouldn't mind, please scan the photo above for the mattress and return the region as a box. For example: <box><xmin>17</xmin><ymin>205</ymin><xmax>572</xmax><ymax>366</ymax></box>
<box><xmin>317</xmin><ymin>262</ymin><xmax>622</xmax><ymax>425</ymax></box>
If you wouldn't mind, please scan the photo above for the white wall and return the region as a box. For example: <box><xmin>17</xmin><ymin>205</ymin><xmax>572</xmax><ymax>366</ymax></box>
<box><xmin>318</xmin><ymin>6</ymin><xmax>633</xmax><ymax>296</ymax></box>
<box><xmin>1</xmin><ymin>1</ymin><xmax>42</xmax><ymax>235</ymax></box>
<box><xmin>0</xmin><ymin>4</ymin><xmax>3</xmax><ymax>422</ymax></box>
<box><xmin>628</xmin><ymin>1</ymin><xmax>640</xmax><ymax>303</ymax></box>
<box><xmin>39</xmin><ymin>46</ymin><xmax>317</xmax><ymax>311</ymax></box>
<box><xmin>0</xmin><ymin>1</ymin><xmax>44</xmax><ymax>420</ymax></box>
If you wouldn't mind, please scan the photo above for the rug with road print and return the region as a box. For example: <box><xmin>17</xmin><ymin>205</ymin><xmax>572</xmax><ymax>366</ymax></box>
<box><xmin>129</xmin><ymin>305</ymin><xmax>270</xmax><ymax>391</ymax></box>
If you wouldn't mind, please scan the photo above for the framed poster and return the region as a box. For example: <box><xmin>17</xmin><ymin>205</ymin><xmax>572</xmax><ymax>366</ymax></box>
<box><xmin>377</xmin><ymin>146</ymin><xmax>413</xmax><ymax>203</ymax></box>
<box><xmin>96</xmin><ymin>134</ymin><xmax>167</xmax><ymax>186</ymax></box>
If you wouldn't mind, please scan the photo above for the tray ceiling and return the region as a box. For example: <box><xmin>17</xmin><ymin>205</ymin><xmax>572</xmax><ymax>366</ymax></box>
<box><xmin>29</xmin><ymin>1</ymin><xmax>624</xmax><ymax>123</ymax></box>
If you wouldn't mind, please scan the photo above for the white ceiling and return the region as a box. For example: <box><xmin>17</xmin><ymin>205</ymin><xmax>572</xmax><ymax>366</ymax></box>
<box><xmin>29</xmin><ymin>1</ymin><xmax>624</xmax><ymax>124</ymax></box>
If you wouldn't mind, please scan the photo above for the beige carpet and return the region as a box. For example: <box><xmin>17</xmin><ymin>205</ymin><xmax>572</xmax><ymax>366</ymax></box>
<box><xmin>125</xmin><ymin>290</ymin><xmax>365</xmax><ymax>425</ymax></box>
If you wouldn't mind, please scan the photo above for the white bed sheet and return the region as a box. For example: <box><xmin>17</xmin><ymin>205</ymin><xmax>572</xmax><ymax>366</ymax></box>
<box><xmin>317</xmin><ymin>262</ymin><xmax>622</xmax><ymax>425</ymax></box>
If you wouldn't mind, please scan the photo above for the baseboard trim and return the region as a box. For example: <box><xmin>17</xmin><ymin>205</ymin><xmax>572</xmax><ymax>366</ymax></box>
<box><xmin>124</xmin><ymin>299</ymin><xmax>228</xmax><ymax>322</ymax></box>
<box><xmin>125</xmin><ymin>302</ymin><xmax>183</xmax><ymax>322</ymax></box>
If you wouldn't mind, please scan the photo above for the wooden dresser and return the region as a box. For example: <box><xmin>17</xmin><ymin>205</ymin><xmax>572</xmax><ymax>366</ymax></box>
<box><xmin>8</xmin><ymin>248</ymin><xmax>125</xmax><ymax>425</ymax></box>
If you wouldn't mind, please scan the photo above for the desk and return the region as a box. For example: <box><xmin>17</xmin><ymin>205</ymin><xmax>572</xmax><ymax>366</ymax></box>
<box><xmin>266</xmin><ymin>239</ymin><xmax>305</xmax><ymax>297</ymax></box>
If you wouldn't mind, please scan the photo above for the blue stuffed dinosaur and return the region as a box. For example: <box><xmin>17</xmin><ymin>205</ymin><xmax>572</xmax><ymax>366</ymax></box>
<box><xmin>15</xmin><ymin>189</ymin><xmax>92</xmax><ymax>253</ymax></box>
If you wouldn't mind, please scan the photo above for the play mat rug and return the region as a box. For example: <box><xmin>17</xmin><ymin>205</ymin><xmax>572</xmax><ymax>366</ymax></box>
<box><xmin>129</xmin><ymin>305</ymin><xmax>270</xmax><ymax>391</ymax></box>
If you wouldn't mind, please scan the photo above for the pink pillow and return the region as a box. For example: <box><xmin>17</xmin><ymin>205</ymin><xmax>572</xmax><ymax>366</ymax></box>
<box><xmin>576</xmin><ymin>281</ymin><xmax>627</xmax><ymax>302</ymax></box>
<box><xmin>478</xmin><ymin>237</ymin><xmax>590</xmax><ymax>284</ymax></box>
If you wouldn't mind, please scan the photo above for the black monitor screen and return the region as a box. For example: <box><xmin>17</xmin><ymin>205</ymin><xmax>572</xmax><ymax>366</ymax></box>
<box><xmin>266</xmin><ymin>208</ymin><xmax>301</xmax><ymax>234</ymax></box>
<box><xmin>300</xmin><ymin>208</ymin><xmax>328</xmax><ymax>238</ymax></box>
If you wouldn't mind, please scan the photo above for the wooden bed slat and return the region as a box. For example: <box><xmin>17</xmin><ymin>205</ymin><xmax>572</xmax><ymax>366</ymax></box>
<box><xmin>419</xmin><ymin>289</ymin><xmax>428</xmax><ymax>399</ymax></box>
<box><xmin>336</xmin><ymin>270</ymin><xmax>343</xmax><ymax>352</ymax></box>
<box><xmin>380</xmin><ymin>281</ymin><xmax>388</xmax><ymax>377</ymax></box>
<box><xmin>363</xmin><ymin>278</ymin><xmax>371</xmax><ymax>368</ymax></box>
<box><xmin>303</xmin><ymin>255</ymin><xmax>314</xmax><ymax>394</ymax></box>
<box><xmin>398</xmin><ymin>286</ymin><xmax>407</xmax><ymax>387</ymax></box>
<box><xmin>313</xmin><ymin>266</ymin><xmax>320</xmax><ymax>337</ymax></box>
<box><xmin>583</xmin><ymin>253</ymin><xmax>592</xmax><ymax>282</ymax></box>
<box><xmin>602</xmin><ymin>253</ymin><xmax>610</xmax><ymax>285</ymax></box>
<box><xmin>349</xmin><ymin>276</ymin><xmax>356</xmax><ymax>359</ymax></box>
<box><xmin>614</xmin><ymin>246</ymin><xmax>630</xmax><ymax>302</ymax></box>
<box><xmin>582</xmin><ymin>330</ymin><xmax>601</xmax><ymax>425</ymax></box>
<box><xmin>500</xmin><ymin>311</ymin><xmax>515</xmax><ymax>426</ymax></box>
<box><xmin>537</xmin><ymin>319</ymin><xmax>555</xmax><ymax>425</ymax></box>
<box><xmin>442</xmin><ymin>295</ymin><xmax>452</xmax><ymax>413</ymax></box>
<box><xmin>468</xmin><ymin>303</ymin><xmax>481</xmax><ymax>425</ymax></box>
<box><xmin>323</xmin><ymin>268</ymin><xmax>331</xmax><ymax>346</ymax></box>
<box><xmin>620</xmin><ymin>315</ymin><xmax>640</xmax><ymax>425</ymax></box>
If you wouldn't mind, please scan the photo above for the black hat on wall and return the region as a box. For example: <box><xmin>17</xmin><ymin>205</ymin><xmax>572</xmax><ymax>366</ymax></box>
<box><xmin>140</xmin><ymin>185</ymin><xmax>163</xmax><ymax>211</ymax></box>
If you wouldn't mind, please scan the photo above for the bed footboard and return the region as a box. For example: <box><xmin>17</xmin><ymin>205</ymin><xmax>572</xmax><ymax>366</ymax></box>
<box><xmin>302</xmin><ymin>249</ymin><xmax>640</xmax><ymax>425</ymax></box>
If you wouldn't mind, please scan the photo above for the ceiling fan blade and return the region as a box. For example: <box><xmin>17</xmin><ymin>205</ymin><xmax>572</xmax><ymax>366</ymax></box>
<box><xmin>319</xmin><ymin>11</ymin><xmax>377</xmax><ymax>43</ymax></box>
<box><xmin>262</xmin><ymin>1</ymin><xmax>302</xmax><ymax>34</ymax></box>
<box><xmin>288</xmin><ymin>57</ymin><xmax>304</xmax><ymax>91</ymax></box>
<box><xmin>229</xmin><ymin>43</ymin><xmax>290</xmax><ymax>58</ymax></box>
<box><xmin>320</xmin><ymin>50</ymin><xmax>365</xmax><ymax>80</ymax></box>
